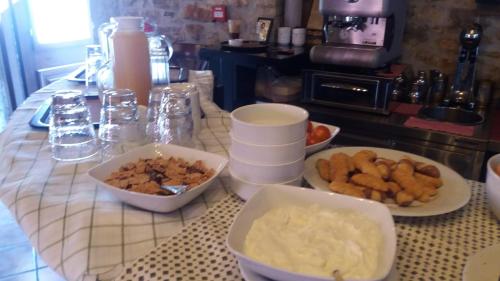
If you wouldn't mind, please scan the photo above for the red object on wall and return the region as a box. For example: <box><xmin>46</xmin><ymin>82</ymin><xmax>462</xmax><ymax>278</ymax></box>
<box><xmin>212</xmin><ymin>5</ymin><xmax>227</xmax><ymax>22</ymax></box>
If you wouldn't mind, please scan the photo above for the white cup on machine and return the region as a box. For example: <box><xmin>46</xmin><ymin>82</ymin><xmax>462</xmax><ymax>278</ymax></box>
<box><xmin>292</xmin><ymin>28</ymin><xmax>306</xmax><ymax>47</ymax></box>
<box><xmin>277</xmin><ymin>27</ymin><xmax>292</xmax><ymax>45</ymax></box>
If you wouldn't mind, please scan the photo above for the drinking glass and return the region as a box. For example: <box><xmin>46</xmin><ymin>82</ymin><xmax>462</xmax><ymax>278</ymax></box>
<box><xmin>158</xmin><ymin>85</ymin><xmax>193</xmax><ymax>147</ymax></box>
<box><xmin>145</xmin><ymin>87</ymin><xmax>165</xmax><ymax>143</ymax></box>
<box><xmin>98</xmin><ymin>89</ymin><xmax>145</xmax><ymax>159</ymax></box>
<box><xmin>228</xmin><ymin>19</ymin><xmax>241</xmax><ymax>39</ymax></box>
<box><xmin>85</xmin><ymin>45</ymin><xmax>104</xmax><ymax>87</ymax></box>
<box><xmin>49</xmin><ymin>90</ymin><xmax>98</xmax><ymax>161</ymax></box>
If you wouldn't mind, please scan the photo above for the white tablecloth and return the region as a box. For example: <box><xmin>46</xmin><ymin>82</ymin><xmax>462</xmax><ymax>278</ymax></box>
<box><xmin>0</xmin><ymin>79</ymin><xmax>233</xmax><ymax>281</ymax></box>
<box><xmin>0</xmin><ymin>80</ymin><xmax>498</xmax><ymax>281</ymax></box>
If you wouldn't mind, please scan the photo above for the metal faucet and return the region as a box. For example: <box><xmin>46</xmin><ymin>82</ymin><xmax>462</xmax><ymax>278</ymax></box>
<box><xmin>448</xmin><ymin>23</ymin><xmax>482</xmax><ymax>110</ymax></box>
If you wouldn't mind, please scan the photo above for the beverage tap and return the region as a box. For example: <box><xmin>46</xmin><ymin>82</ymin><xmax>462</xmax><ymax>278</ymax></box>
<box><xmin>449</xmin><ymin>23</ymin><xmax>482</xmax><ymax>110</ymax></box>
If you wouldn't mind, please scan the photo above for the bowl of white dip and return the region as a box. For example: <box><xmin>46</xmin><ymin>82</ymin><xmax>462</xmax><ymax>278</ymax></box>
<box><xmin>226</xmin><ymin>184</ymin><xmax>396</xmax><ymax>281</ymax></box>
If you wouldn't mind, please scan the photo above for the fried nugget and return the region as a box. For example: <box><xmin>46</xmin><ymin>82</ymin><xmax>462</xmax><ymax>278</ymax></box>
<box><xmin>352</xmin><ymin>150</ymin><xmax>382</xmax><ymax>178</ymax></box>
<box><xmin>370</xmin><ymin>190</ymin><xmax>385</xmax><ymax>202</ymax></box>
<box><xmin>375</xmin><ymin>157</ymin><xmax>396</xmax><ymax>167</ymax></box>
<box><xmin>386</xmin><ymin>181</ymin><xmax>402</xmax><ymax>197</ymax></box>
<box><xmin>415</xmin><ymin>163</ymin><xmax>441</xmax><ymax>178</ymax></box>
<box><xmin>417</xmin><ymin>186</ymin><xmax>438</xmax><ymax>202</ymax></box>
<box><xmin>376</xmin><ymin>163</ymin><xmax>391</xmax><ymax>180</ymax></box>
<box><xmin>328</xmin><ymin>182</ymin><xmax>366</xmax><ymax>198</ymax></box>
<box><xmin>414</xmin><ymin>172</ymin><xmax>443</xmax><ymax>188</ymax></box>
<box><xmin>350</xmin><ymin>173</ymin><xmax>389</xmax><ymax>192</ymax></box>
<box><xmin>396</xmin><ymin>191</ymin><xmax>414</xmax><ymax>206</ymax></box>
<box><xmin>391</xmin><ymin>166</ymin><xmax>424</xmax><ymax>198</ymax></box>
<box><xmin>397</xmin><ymin>160</ymin><xmax>415</xmax><ymax>174</ymax></box>
<box><xmin>401</xmin><ymin>156</ymin><xmax>418</xmax><ymax>166</ymax></box>
<box><xmin>329</xmin><ymin>153</ymin><xmax>352</xmax><ymax>183</ymax></box>
<box><xmin>316</xmin><ymin>159</ymin><xmax>330</xmax><ymax>182</ymax></box>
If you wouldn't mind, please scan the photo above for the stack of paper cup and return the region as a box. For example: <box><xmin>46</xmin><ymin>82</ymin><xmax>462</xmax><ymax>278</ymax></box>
<box><xmin>292</xmin><ymin>28</ymin><xmax>306</xmax><ymax>47</ymax></box>
<box><xmin>277</xmin><ymin>27</ymin><xmax>292</xmax><ymax>45</ymax></box>
<box><xmin>229</xmin><ymin>103</ymin><xmax>308</xmax><ymax>200</ymax></box>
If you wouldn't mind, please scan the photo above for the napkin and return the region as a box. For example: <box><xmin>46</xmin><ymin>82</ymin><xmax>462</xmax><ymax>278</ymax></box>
<box><xmin>404</xmin><ymin>116</ymin><xmax>475</xmax><ymax>137</ymax></box>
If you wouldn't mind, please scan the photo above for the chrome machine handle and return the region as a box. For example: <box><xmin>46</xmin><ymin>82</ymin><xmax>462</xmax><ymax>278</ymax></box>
<box><xmin>320</xmin><ymin>83</ymin><xmax>368</xmax><ymax>93</ymax></box>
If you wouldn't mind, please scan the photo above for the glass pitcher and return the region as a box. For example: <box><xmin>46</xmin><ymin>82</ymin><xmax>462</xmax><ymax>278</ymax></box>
<box><xmin>148</xmin><ymin>34</ymin><xmax>174</xmax><ymax>86</ymax></box>
<box><xmin>96</xmin><ymin>18</ymin><xmax>174</xmax><ymax>95</ymax></box>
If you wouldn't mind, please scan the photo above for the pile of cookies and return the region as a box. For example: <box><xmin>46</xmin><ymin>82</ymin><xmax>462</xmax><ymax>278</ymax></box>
<box><xmin>316</xmin><ymin>150</ymin><xmax>443</xmax><ymax>207</ymax></box>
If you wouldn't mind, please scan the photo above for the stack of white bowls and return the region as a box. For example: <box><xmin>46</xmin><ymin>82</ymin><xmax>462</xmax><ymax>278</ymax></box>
<box><xmin>229</xmin><ymin>103</ymin><xmax>308</xmax><ymax>200</ymax></box>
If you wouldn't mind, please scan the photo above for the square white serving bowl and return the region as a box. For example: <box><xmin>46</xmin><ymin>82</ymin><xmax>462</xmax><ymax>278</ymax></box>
<box><xmin>87</xmin><ymin>143</ymin><xmax>228</xmax><ymax>213</ymax></box>
<box><xmin>305</xmin><ymin>121</ymin><xmax>340</xmax><ymax>155</ymax></box>
<box><xmin>227</xmin><ymin>185</ymin><xmax>396</xmax><ymax>281</ymax></box>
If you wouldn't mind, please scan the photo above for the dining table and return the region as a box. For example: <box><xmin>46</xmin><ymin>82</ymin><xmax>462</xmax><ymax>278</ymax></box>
<box><xmin>0</xmin><ymin>77</ymin><xmax>498</xmax><ymax>281</ymax></box>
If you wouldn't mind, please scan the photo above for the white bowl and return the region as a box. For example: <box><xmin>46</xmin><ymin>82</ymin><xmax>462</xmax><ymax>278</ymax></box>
<box><xmin>229</xmin><ymin>152</ymin><xmax>304</xmax><ymax>184</ymax></box>
<box><xmin>227</xmin><ymin>185</ymin><xmax>396</xmax><ymax>281</ymax></box>
<box><xmin>305</xmin><ymin>121</ymin><xmax>340</xmax><ymax>155</ymax></box>
<box><xmin>87</xmin><ymin>143</ymin><xmax>228</xmax><ymax>213</ymax></box>
<box><xmin>230</xmin><ymin>133</ymin><xmax>306</xmax><ymax>165</ymax></box>
<box><xmin>228</xmin><ymin>39</ymin><xmax>244</xmax><ymax>46</ymax></box>
<box><xmin>229</xmin><ymin>168</ymin><xmax>303</xmax><ymax>200</ymax></box>
<box><xmin>231</xmin><ymin>103</ymin><xmax>308</xmax><ymax>145</ymax></box>
<box><xmin>486</xmin><ymin>154</ymin><xmax>500</xmax><ymax>220</ymax></box>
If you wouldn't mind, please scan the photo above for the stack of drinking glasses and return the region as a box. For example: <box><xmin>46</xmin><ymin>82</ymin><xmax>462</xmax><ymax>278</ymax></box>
<box><xmin>98</xmin><ymin>89</ymin><xmax>145</xmax><ymax>160</ymax></box>
<box><xmin>145</xmin><ymin>83</ymin><xmax>200</xmax><ymax>146</ymax></box>
<box><xmin>49</xmin><ymin>90</ymin><xmax>98</xmax><ymax>161</ymax></box>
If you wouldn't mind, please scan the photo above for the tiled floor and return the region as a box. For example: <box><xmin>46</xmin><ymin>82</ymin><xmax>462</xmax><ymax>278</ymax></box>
<box><xmin>0</xmin><ymin>203</ymin><xmax>65</xmax><ymax>281</ymax></box>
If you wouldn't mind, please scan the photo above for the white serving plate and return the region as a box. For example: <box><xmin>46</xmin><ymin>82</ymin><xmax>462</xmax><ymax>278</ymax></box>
<box><xmin>227</xmin><ymin>184</ymin><xmax>396</xmax><ymax>281</ymax></box>
<box><xmin>87</xmin><ymin>143</ymin><xmax>228</xmax><ymax>213</ymax></box>
<box><xmin>305</xmin><ymin>121</ymin><xmax>340</xmax><ymax>155</ymax></box>
<box><xmin>462</xmin><ymin>243</ymin><xmax>500</xmax><ymax>281</ymax></box>
<box><xmin>304</xmin><ymin>146</ymin><xmax>471</xmax><ymax>217</ymax></box>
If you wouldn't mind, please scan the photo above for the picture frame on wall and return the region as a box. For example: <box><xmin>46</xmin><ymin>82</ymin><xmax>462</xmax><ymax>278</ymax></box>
<box><xmin>256</xmin><ymin>17</ymin><xmax>273</xmax><ymax>43</ymax></box>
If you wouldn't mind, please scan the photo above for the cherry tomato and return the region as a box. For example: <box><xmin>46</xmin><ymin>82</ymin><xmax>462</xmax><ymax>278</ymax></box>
<box><xmin>307</xmin><ymin>121</ymin><xmax>313</xmax><ymax>133</ymax></box>
<box><xmin>311</xmin><ymin>125</ymin><xmax>331</xmax><ymax>143</ymax></box>
<box><xmin>306</xmin><ymin>133</ymin><xmax>320</xmax><ymax>146</ymax></box>
<box><xmin>495</xmin><ymin>164</ymin><xmax>500</xmax><ymax>176</ymax></box>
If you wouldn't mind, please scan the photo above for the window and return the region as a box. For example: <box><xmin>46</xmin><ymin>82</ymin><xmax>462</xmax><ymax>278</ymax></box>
<box><xmin>28</xmin><ymin>0</ymin><xmax>92</xmax><ymax>45</ymax></box>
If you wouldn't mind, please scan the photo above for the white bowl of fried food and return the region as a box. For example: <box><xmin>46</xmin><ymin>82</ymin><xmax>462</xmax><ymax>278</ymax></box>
<box><xmin>315</xmin><ymin>149</ymin><xmax>442</xmax><ymax>206</ymax></box>
<box><xmin>87</xmin><ymin>143</ymin><xmax>228</xmax><ymax>212</ymax></box>
<box><xmin>227</xmin><ymin>184</ymin><xmax>396</xmax><ymax>281</ymax></box>
<box><xmin>304</xmin><ymin>147</ymin><xmax>471</xmax><ymax>217</ymax></box>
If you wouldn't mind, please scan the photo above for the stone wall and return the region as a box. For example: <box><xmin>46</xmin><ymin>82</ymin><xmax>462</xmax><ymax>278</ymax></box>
<box><xmin>90</xmin><ymin>0</ymin><xmax>283</xmax><ymax>44</ymax></box>
<box><xmin>402</xmin><ymin>0</ymin><xmax>500</xmax><ymax>85</ymax></box>
<box><xmin>90</xmin><ymin>0</ymin><xmax>500</xmax><ymax>85</ymax></box>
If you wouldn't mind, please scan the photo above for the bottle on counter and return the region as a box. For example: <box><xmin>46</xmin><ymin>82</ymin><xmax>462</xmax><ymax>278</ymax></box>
<box><xmin>110</xmin><ymin>16</ymin><xmax>152</xmax><ymax>106</ymax></box>
<box><xmin>428</xmin><ymin>70</ymin><xmax>447</xmax><ymax>106</ymax></box>
<box><xmin>408</xmin><ymin>70</ymin><xmax>429</xmax><ymax>104</ymax></box>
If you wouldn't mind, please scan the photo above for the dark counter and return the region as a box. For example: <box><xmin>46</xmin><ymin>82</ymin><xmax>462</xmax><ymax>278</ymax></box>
<box><xmin>200</xmin><ymin>45</ymin><xmax>498</xmax><ymax>180</ymax></box>
<box><xmin>295</xmin><ymin>101</ymin><xmax>497</xmax><ymax>181</ymax></box>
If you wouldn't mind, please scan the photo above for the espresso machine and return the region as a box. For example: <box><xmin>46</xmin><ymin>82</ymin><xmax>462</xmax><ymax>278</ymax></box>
<box><xmin>310</xmin><ymin>0</ymin><xmax>407</xmax><ymax>68</ymax></box>
<box><xmin>303</xmin><ymin>0</ymin><xmax>408</xmax><ymax>115</ymax></box>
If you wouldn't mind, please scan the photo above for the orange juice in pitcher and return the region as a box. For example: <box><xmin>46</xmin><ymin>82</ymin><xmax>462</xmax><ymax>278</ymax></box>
<box><xmin>110</xmin><ymin>16</ymin><xmax>152</xmax><ymax>106</ymax></box>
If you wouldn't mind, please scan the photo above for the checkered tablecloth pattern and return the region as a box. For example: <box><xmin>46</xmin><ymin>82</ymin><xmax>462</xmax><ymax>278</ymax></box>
<box><xmin>0</xmin><ymin>79</ymin><xmax>233</xmax><ymax>281</ymax></box>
